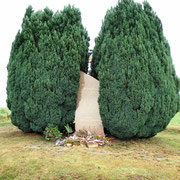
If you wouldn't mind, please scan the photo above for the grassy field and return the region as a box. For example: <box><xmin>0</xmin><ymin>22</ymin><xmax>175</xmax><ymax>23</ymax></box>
<box><xmin>0</xmin><ymin>108</ymin><xmax>180</xmax><ymax>180</ymax></box>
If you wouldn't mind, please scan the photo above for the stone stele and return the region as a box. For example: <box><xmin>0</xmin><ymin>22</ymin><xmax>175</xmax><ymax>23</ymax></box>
<box><xmin>75</xmin><ymin>71</ymin><xmax>105</xmax><ymax>136</ymax></box>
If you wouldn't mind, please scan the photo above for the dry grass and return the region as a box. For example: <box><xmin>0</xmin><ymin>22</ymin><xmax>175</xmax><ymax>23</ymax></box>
<box><xmin>0</xmin><ymin>111</ymin><xmax>180</xmax><ymax>180</ymax></box>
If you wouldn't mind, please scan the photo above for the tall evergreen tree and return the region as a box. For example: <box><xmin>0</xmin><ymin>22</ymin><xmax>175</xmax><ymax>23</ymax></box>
<box><xmin>92</xmin><ymin>0</ymin><xmax>180</xmax><ymax>138</ymax></box>
<box><xmin>7</xmin><ymin>5</ymin><xmax>89</xmax><ymax>133</ymax></box>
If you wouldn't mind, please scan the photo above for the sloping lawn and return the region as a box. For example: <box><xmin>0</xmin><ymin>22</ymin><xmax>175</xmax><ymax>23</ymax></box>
<box><xmin>0</xmin><ymin>108</ymin><xmax>180</xmax><ymax>180</ymax></box>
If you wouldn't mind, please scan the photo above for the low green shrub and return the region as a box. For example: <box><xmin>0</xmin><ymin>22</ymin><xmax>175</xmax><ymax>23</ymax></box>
<box><xmin>0</xmin><ymin>108</ymin><xmax>11</xmax><ymax>120</ymax></box>
<box><xmin>43</xmin><ymin>124</ymin><xmax>63</xmax><ymax>141</ymax></box>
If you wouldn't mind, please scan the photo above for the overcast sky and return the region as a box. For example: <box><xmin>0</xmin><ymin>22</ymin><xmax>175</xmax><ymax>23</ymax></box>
<box><xmin>0</xmin><ymin>0</ymin><xmax>180</xmax><ymax>107</ymax></box>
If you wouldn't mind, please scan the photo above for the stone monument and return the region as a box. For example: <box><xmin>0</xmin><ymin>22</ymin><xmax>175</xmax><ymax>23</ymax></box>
<box><xmin>75</xmin><ymin>71</ymin><xmax>105</xmax><ymax>136</ymax></box>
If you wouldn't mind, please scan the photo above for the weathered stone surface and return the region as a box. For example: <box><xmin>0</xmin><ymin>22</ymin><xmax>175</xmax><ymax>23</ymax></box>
<box><xmin>75</xmin><ymin>71</ymin><xmax>105</xmax><ymax>136</ymax></box>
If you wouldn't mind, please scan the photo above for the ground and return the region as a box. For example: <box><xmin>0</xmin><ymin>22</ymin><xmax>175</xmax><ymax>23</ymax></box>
<box><xmin>0</xmin><ymin>108</ymin><xmax>180</xmax><ymax>180</ymax></box>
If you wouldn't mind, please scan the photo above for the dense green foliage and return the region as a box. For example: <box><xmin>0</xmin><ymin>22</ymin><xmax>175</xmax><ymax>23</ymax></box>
<box><xmin>7</xmin><ymin>5</ymin><xmax>89</xmax><ymax>133</ymax></box>
<box><xmin>92</xmin><ymin>0</ymin><xmax>180</xmax><ymax>139</ymax></box>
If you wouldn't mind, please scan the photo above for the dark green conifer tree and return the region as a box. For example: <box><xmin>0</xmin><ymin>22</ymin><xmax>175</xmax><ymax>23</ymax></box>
<box><xmin>7</xmin><ymin>5</ymin><xmax>89</xmax><ymax>133</ymax></box>
<box><xmin>92</xmin><ymin>0</ymin><xmax>180</xmax><ymax>138</ymax></box>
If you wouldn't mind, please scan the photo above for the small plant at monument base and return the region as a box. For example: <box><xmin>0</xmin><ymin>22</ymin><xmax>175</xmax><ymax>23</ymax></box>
<box><xmin>44</xmin><ymin>124</ymin><xmax>63</xmax><ymax>141</ymax></box>
<box><xmin>65</xmin><ymin>124</ymin><xmax>73</xmax><ymax>135</ymax></box>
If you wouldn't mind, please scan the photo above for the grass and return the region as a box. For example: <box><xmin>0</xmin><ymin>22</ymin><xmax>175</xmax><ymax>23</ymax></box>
<box><xmin>0</xmin><ymin>109</ymin><xmax>180</xmax><ymax>180</ymax></box>
<box><xmin>170</xmin><ymin>112</ymin><xmax>180</xmax><ymax>125</ymax></box>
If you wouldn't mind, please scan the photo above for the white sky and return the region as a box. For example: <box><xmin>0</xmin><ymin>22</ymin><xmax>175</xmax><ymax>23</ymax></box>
<box><xmin>0</xmin><ymin>0</ymin><xmax>180</xmax><ymax>107</ymax></box>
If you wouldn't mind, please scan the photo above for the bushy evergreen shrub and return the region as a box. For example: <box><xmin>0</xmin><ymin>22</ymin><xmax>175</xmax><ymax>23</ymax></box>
<box><xmin>7</xmin><ymin>5</ymin><xmax>89</xmax><ymax>133</ymax></box>
<box><xmin>92</xmin><ymin>0</ymin><xmax>180</xmax><ymax>138</ymax></box>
